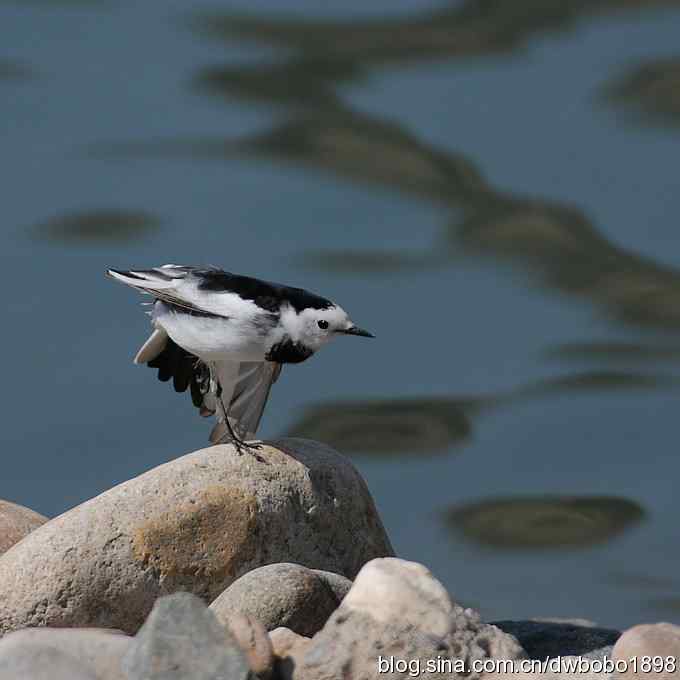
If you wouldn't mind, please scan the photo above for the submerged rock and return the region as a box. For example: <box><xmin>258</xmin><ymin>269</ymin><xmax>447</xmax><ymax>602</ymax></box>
<box><xmin>446</xmin><ymin>495</ymin><xmax>644</xmax><ymax>549</ymax></box>
<box><xmin>0</xmin><ymin>439</ymin><xmax>393</xmax><ymax>635</ymax></box>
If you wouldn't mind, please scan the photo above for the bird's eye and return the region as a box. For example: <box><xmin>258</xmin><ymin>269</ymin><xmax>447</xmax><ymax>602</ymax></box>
<box><xmin>317</xmin><ymin>320</ymin><xmax>329</xmax><ymax>330</ymax></box>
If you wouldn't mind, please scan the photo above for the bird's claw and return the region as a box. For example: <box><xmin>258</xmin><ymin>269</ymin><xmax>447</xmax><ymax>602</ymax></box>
<box><xmin>240</xmin><ymin>443</ymin><xmax>266</xmax><ymax>463</ymax></box>
<box><xmin>228</xmin><ymin>437</ymin><xmax>266</xmax><ymax>461</ymax></box>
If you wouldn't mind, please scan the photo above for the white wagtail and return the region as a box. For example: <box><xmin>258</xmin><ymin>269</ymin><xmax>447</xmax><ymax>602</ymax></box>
<box><xmin>108</xmin><ymin>265</ymin><xmax>374</xmax><ymax>453</ymax></box>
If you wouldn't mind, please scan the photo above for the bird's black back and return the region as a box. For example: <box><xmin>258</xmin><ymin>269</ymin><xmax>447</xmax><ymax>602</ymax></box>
<box><xmin>195</xmin><ymin>268</ymin><xmax>334</xmax><ymax>313</ymax></box>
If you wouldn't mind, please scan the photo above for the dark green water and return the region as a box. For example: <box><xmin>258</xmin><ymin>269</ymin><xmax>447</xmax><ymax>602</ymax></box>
<box><xmin>2</xmin><ymin>0</ymin><xmax>680</xmax><ymax>628</ymax></box>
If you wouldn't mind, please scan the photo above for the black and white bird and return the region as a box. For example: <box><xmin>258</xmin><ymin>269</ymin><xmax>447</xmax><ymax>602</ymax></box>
<box><xmin>107</xmin><ymin>265</ymin><xmax>374</xmax><ymax>452</ymax></box>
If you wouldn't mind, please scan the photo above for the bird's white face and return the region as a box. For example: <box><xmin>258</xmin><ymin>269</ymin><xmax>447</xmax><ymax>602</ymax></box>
<box><xmin>281</xmin><ymin>304</ymin><xmax>373</xmax><ymax>352</ymax></box>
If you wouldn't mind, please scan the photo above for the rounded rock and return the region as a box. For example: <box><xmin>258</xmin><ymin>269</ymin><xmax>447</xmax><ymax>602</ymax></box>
<box><xmin>122</xmin><ymin>592</ymin><xmax>250</xmax><ymax>680</ymax></box>
<box><xmin>0</xmin><ymin>644</ymin><xmax>97</xmax><ymax>680</ymax></box>
<box><xmin>293</xmin><ymin>557</ymin><xmax>526</xmax><ymax>680</ymax></box>
<box><xmin>210</xmin><ymin>563</ymin><xmax>347</xmax><ymax>637</ymax></box>
<box><xmin>312</xmin><ymin>569</ymin><xmax>352</xmax><ymax>603</ymax></box>
<box><xmin>0</xmin><ymin>439</ymin><xmax>393</xmax><ymax>634</ymax></box>
<box><xmin>269</xmin><ymin>628</ymin><xmax>312</xmax><ymax>680</ymax></box>
<box><xmin>269</xmin><ymin>628</ymin><xmax>311</xmax><ymax>680</ymax></box>
<box><xmin>343</xmin><ymin>557</ymin><xmax>453</xmax><ymax>635</ymax></box>
<box><xmin>0</xmin><ymin>628</ymin><xmax>130</xmax><ymax>680</ymax></box>
<box><xmin>269</xmin><ymin>627</ymin><xmax>311</xmax><ymax>658</ymax></box>
<box><xmin>613</xmin><ymin>623</ymin><xmax>680</xmax><ymax>680</ymax></box>
<box><xmin>223</xmin><ymin>612</ymin><xmax>274</xmax><ymax>679</ymax></box>
<box><xmin>0</xmin><ymin>499</ymin><xmax>47</xmax><ymax>556</ymax></box>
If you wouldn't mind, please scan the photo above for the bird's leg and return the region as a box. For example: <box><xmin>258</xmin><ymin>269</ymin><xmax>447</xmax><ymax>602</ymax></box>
<box><xmin>215</xmin><ymin>381</ymin><xmax>263</xmax><ymax>456</ymax></box>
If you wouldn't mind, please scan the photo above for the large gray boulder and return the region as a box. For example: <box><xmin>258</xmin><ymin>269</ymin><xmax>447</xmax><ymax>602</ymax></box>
<box><xmin>0</xmin><ymin>644</ymin><xmax>97</xmax><ymax>680</ymax></box>
<box><xmin>291</xmin><ymin>557</ymin><xmax>526</xmax><ymax>680</ymax></box>
<box><xmin>0</xmin><ymin>439</ymin><xmax>393</xmax><ymax>635</ymax></box>
<box><xmin>210</xmin><ymin>563</ymin><xmax>352</xmax><ymax>637</ymax></box>
<box><xmin>0</xmin><ymin>628</ymin><xmax>130</xmax><ymax>680</ymax></box>
<box><xmin>0</xmin><ymin>499</ymin><xmax>47</xmax><ymax>556</ymax></box>
<box><xmin>122</xmin><ymin>592</ymin><xmax>251</xmax><ymax>680</ymax></box>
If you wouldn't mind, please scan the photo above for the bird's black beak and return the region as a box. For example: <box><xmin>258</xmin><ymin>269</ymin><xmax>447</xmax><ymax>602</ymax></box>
<box><xmin>342</xmin><ymin>325</ymin><xmax>375</xmax><ymax>338</ymax></box>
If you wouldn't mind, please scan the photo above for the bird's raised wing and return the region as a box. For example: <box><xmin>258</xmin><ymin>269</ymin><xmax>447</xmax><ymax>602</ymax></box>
<box><xmin>134</xmin><ymin>328</ymin><xmax>281</xmax><ymax>442</ymax></box>
<box><xmin>108</xmin><ymin>266</ymin><xmax>225</xmax><ymax>317</ymax></box>
<box><xmin>108</xmin><ymin>265</ymin><xmax>272</xmax><ymax>319</ymax></box>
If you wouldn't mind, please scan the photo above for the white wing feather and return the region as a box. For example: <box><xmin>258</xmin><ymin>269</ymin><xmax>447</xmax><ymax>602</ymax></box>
<box><xmin>133</xmin><ymin>328</ymin><xmax>168</xmax><ymax>365</ymax></box>
<box><xmin>204</xmin><ymin>360</ymin><xmax>282</xmax><ymax>443</ymax></box>
<box><xmin>107</xmin><ymin>266</ymin><xmax>262</xmax><ymax>320</ymax></box>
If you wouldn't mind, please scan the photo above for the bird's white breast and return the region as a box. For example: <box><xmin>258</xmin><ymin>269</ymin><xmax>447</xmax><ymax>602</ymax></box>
<box><xmin>152</xmin><ymin>301</ymin><xmax>270</xmax><ymax>362</ymax></box>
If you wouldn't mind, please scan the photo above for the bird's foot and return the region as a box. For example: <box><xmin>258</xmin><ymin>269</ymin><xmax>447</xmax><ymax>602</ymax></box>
<box><xmin>227</xmin><ymin>436</ymin><xmax>265</xmax><ymax>461</ymax></box>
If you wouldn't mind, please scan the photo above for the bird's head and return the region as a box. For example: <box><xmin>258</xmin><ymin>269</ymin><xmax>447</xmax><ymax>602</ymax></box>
<box><xmin>282</xmin><ymin>303</ymin><xmax>374</xmax><ymax>352</ymax></box>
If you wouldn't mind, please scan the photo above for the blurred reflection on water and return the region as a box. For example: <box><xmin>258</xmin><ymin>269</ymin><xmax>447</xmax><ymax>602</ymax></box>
<box><xmin>545</xmin><ymin>341</ymin><xmax>680</xmax><ymax>363</ymax></box>
<box><xmin>240</xmin><ymin>110</ymin><xmax>488</xmax><ymax>205</ymax></box>
<box><xmin>117</xmin><ymin>92</ymin><xmax>680</xmax><ymax>330</ymax></box>
<box><xmin>288</xmin><ymin>371</ymin><xmax>676</xmax><ymax>454</ymax></box>
<box><xmin>240</xmin><ymin>112</ymin><xmax>680</xmax><ymax>329</ymax></box>
<box><xmin>96</xmin><ymin>107</ymin><xmax>488</xmax><ymax>207</ymax></box>
<box><xmin>603</xmin><ymin>57</ymin><xmax>680</xmax><ymax>127</ymax></box>
<box><xmin>2</xmin><ymin>0</ymin><xmax>680</xmax><ymax>628</ymax></box>
<box><xmin>195</xmin><ymin>0</ymin><xmax>680</xmax><ymax>65</ymax></box>
<box><xmin>287</xmin><ymin>397</ymin><xmax>476</xmax><ymax>454</ymax></box>
<box><xmin>31</xmin><ymin>210</ymin><xmax>162</xmax><ymax>244</ymax></box>
<box><xmin>193</xmin><ymin>59</ymin><xmax>358</xmax><ymax>111</ymax></box>
<box><xmin>0</xmin><ymin>60</ymin><xmax>33</xmax><ymax>81</ymax></box>
<box><xmin>295</xmin><ymin>249</ymin><xmax>448</xmax><ymax>275</ymax></box>
<box><xmin>4</xmin><ymin>0</ymin><xmax>111</xmax><ymax>5</ymax></box>
<box><xmin>446</xmin><ymin>496</ymin><xmax>645</xmax><ymax>549</ymax></box>
<box><xmin>606</xmin><ymin>570</ymin><xmax>679</xmax><ymax>590</ymax></box>
<box><xmin>453</xmin><ymin>197</ymin><xmax>680</xmax><ymax>329</ymax></box>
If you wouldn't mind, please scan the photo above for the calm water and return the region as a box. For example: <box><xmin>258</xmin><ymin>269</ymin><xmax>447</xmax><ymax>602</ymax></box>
<box><xmin>2</xmin><ymin>0</ymin><xmax>680</xmax><ymax>629</ymax></box>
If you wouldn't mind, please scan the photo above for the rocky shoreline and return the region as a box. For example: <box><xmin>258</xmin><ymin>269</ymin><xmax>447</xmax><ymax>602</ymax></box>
<box><xmin>0</xmin><ymin>439</ymin><xmax>676</xmax><ymax>679</ymax></box>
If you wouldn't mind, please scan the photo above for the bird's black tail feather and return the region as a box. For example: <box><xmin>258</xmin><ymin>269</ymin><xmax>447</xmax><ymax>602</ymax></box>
<box><xmin>145</xmin><ymin>337</ymin><xmax>209</xmax><ymax>408</ymax></box>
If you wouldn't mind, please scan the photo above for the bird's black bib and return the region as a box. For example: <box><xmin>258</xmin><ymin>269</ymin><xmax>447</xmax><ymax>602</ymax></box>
<box><xmin>266</xmin><ymin>338</ymin><xmax>313</xmax><ymax>364</ymax></box>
